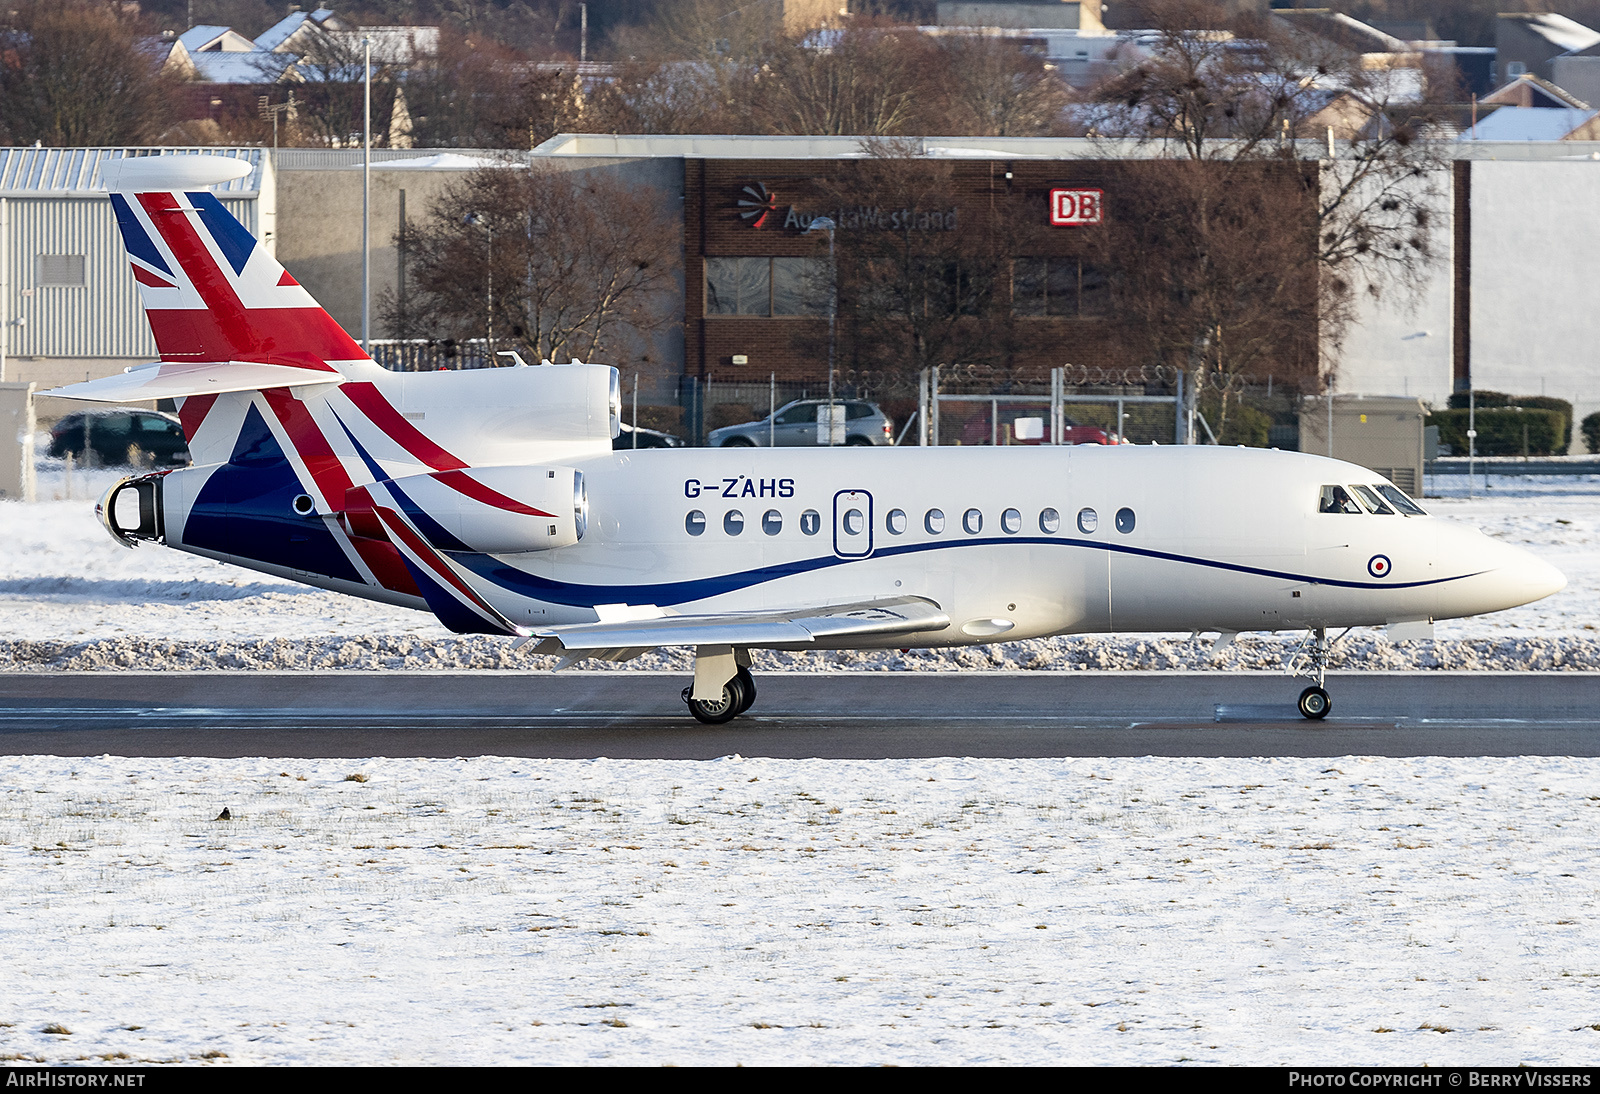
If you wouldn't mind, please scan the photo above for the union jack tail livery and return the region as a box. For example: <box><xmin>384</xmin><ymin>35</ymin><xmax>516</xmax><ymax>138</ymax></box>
<box><xmin>45</xmin><ymin>155</ymin><xmax>1565</xmax><ymax>725</ymax></box>
<box><xmin>51</xmin><ymin>155</ymin><xmax>619</xmax><ymax>638</ymax></box>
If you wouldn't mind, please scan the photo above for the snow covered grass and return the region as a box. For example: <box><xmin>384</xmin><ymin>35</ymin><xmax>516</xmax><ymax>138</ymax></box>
<box><xmin>2</xmin><ymin>754</ymin><xmax>1598</xmax><ymax>1066</ymax></box>
<box><xmin>2</xmin><ymin>470</ymin><xmax>1597</xmax><ymax>671</ymax></box>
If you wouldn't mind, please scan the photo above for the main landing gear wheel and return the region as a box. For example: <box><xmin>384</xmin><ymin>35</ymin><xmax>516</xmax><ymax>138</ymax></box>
<box><xmin>733</xmin><ymin>667</ymin><xmax>756</xmax><ymax>714</ymax></box>
<box><xmin>1298</xmin><ymin>686</ymin><xmax>1332</xmax><ymax>721</ymax></box>
<box><xmin>682</xmin><ymin>674</ymin><xmax>750</xmax><ymax>725</ymax></box>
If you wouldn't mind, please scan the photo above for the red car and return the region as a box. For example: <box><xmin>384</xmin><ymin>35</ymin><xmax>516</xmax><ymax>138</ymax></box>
<box><xmin>958</xmin><ymin>408</ymin><xmax>1116</xmax><ymax>446</ymax></box>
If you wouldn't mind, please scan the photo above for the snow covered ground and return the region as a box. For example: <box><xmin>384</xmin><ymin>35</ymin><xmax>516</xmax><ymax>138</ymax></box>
<box><xmin>2</xmin><ymin>754</ymin><xmax>1598</xmax><ymax>1067</ymax></box>
<box><xmin>3</xmin><ymin>465</ymin><xmax>1597</xmax><ymax>672</ymax></box>
<box><xmin>3</xmin><ymin>469</ymin><xmax>1598</xmax><ymax>1066</ymax></box>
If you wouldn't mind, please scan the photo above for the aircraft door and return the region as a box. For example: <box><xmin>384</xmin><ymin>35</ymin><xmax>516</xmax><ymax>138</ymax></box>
<box><xmin>833</xmin><ymin>489</ymin><xmax>873</xmax><ymax>558</ymax></box>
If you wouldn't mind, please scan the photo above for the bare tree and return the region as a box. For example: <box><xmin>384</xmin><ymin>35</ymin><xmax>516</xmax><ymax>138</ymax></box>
<box><xmin>268</xmin><ymin>25</ymin><xmax>403</xmax><ymax>148</ymax></box>
<box><xmin>0</xmin><ymin>0</ymin><xmax>181</xmax><ymax>145</ymax></box>
<box><xmin>816</xmin><ymin>144</ymin><xmax>1021</xmax><ymax>398</ymax></box>
<box><xmin>385</xmin><ymin>164</ymin><xmax>680</xmax><ymax>367</ymax></box>
<box><xmin>606</xmin><ymin>0</ymin><xmax>785</xmax><ymax>64</ymax></box>
<box><xmin>930</xmin><ymin>34</ymin><xmax>1073</xmax><ymax>138</ymax></box>
<box><xmin>405</xmin><ymin>31</ymin><xmax>584</xmax><ymax>148</ymax></box>
<box><xmin>754</xmin><ymin>25</ymin><xmax>935</xmax><ymax>137</ymax></box>
<box><xmin>1083</xmin><ymin>0</ymin><xmax>1443</xmax><ymax>433</ymax></box>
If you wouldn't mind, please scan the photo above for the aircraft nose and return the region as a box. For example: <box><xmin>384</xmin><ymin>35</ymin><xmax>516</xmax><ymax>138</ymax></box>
<box><xmin>1510</xmin><ymin>553</ymin><xmax>1568</xmax><ymax>605</ymax></box>
<box><xmin>1434</xmin><ymin>525</ymin><xmax>1567</xmax><ymax>620</ymax></box>
<box><xmin>1477</xmin><ymin>544</ymin><xmax>1566</xmax><ymax>613</ymax></box>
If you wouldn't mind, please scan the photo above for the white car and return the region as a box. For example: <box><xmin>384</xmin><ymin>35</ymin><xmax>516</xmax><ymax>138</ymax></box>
<box><xmin>709</xmin><ymin>399</ymin><xmax>894</xmax><ymax>447</ymax></box>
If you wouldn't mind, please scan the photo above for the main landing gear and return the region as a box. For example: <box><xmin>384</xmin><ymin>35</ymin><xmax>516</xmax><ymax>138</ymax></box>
<box><xmin>682</xmin><ymin>646</ymin><xmax>757</xmax><ymax>724</ymax></box>
<box><xmin>1287</xmin><ymin>626</ymin><xmax>1347</xmax><ymax>721</ymax></box>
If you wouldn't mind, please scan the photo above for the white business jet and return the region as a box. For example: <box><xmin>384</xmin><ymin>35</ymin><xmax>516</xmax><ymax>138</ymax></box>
<box><xmin>51</xmin><ymin>156</ymin><xmax>1566</xmax><ymax>723</ymax></box>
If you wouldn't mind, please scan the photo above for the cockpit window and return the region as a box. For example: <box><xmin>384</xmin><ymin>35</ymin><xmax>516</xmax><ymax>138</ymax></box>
<box><xmin>1350</xmin><ymin>485</ymin><xmax>1395</xmax><ymax>515</ymax></box>
<box><xmin>1319</xmin><ymin>485</ymin><xmax>1363</xmax><ymax>514</ymax></box>
<box><xmin>1376</xmin><ymin>483</ymin><xmax>1428</xmax><ymax>516</ymax></box>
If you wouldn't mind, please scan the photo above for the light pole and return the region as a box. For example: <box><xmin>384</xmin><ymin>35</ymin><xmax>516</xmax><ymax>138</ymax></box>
<box><xmin>464</xmin><ymin>213</ymin><xmax>493</xmax><ymax>360</ymax></box>
<box><xmin>804</xmin><ymin>216</ymin><xmax>837</xmax><ymax>445</ymax></box>
<box><xmin>361</xmin><ymin>36</ymin><xmax>372</xmax><ymax>353</ymax></box>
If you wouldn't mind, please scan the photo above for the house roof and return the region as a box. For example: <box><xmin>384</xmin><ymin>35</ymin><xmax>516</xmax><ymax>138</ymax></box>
<box><xmin>1461</xmin><ymin>106</ymin><xmax>1599</xmax><ymax>141</ymax></box>
<box><xmin>1272</xmin><ymin>10</ymin><xmax>1410</xmax><ymax>54</ymax></box>
<box><xmin>188</xmin><ymin>51</ymin><xmax>296</xmax><ymax>85</ymax></box>
<box><xmin>1482</xmin><ymin>73</ymin><xmax>1590</xmax><ymax>110</ymax></box>
<box><xmin>176</xmin><ymin>25</ymin><xmax>256</xmax><ymax>53</ymax></box>
<box><xmin>1499</xmin><ymin>13</ymin><xmax>1600</xmax><ymax>55</ymax></box>
<box><xmin>254</xmin><ymin>8</ymin><xmax>344</xmax><ymax>52</ymax></box>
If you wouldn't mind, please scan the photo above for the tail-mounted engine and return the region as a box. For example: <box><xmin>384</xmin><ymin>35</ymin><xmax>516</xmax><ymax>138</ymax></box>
<box><xmin>341</xmin><ymin>465</ymin><xmax>588</xmax><ymax>554</ymax></box>
<box><xmin>98</xmin><ymin>473</ymin><xmax>166</xmax><ymax>548</ymax></box>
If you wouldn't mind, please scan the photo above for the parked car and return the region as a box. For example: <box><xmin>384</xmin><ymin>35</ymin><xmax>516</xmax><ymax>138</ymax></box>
<box><xmin>709</xmin><ymin>399</ymin><xmax>894</xmax><ymax>447</ymax></box>
<box><xmin>614</xmin><ymin>422</ymin><xmax>686</xmax><ymax>449</ymax></box>
<box><xmin>958</xmin><ymin>408</ymin><xmax>1117</xmax><ymax>446</ymax></box>
<box><xmin>48</xmin><ymin>408</ymin><xmax>190</xmax><ymax>467</ymax></box>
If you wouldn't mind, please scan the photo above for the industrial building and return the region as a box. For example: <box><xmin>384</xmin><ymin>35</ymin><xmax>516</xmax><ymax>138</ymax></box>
<box><xmin>3</xmin><ymin>137</ymin><xmax>1600</xmax><ymax>450</ymax></box>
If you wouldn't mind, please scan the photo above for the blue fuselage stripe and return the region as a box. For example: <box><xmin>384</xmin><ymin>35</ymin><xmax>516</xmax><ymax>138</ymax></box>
<box><xmin>452</xmin><ymin>535</ymin><xmax>1480</xmax><ymax>609</ymax></box>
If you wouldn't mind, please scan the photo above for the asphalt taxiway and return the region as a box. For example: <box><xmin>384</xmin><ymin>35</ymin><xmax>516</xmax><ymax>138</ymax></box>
<box><xmin>1</xmin><ymin>671</ymin><xmax>1597</xmax><ymax>758</ymax></box>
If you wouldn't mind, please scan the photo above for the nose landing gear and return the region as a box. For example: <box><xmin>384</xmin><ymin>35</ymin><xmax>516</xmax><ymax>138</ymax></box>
<box><xmin>1288</xmin><ymin>627</ymin><xmax>1345</xmax><ymax>721</ymax></box>
<box><xmin>1298</xmin><ymin>685</ymin><xmax>1331</xmax><ymax>720</ymax></box>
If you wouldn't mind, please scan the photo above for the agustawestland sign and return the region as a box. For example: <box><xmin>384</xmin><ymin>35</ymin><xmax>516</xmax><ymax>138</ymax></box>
<box><xmin>737</xmin><ymin>182</ymin><xmax>958</xmax><ymax>232</ymax></box>
<box><xmin>1051</xmin><ymin>188</ymin><xmax>1104</xmax><ymax>225</ymax></box>
<box><xmin>734</xmin><ymin>181</ymin><xmax>1101</xmax><ymax>230</ymax></box>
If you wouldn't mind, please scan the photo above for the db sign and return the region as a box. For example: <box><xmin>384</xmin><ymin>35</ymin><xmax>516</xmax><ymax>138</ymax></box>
<box><xmin>1050</xmin><ymin>188</ymin><xmax>1103</xmax><ymax>226</ymax></box>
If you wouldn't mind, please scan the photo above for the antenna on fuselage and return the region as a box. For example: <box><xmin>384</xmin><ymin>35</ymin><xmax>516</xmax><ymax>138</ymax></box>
<box><xmin>496</xmin><ymin>350</ymin><xmax>529</xmax><ymax>368</ymax></box>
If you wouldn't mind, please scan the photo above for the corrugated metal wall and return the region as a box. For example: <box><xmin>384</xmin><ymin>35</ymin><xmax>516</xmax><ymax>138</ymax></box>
<box><xmin>0</xmin><ymin>147</ymin><xmax>264</xmax><ymax>361</ymax></box>
<box><xmin>2</xmin><ymin>194</ymin><xmax>256</xmax><ymax>359</ymax></box>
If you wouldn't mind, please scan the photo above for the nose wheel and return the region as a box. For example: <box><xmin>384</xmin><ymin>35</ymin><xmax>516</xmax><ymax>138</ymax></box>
<box><xmin>682</xmin><ymin>667</ymin><xmax>757</xmax><ymax>724</ymax></box>
<box><xmin>1288</xmin><ymin>626</ymin><xmax>1346</xmax><ymax>720</ymax></box>
<box><xmin>1298</xmin><ymin>686</ymin><xmax>1331</xmax><ymax>720</ymax></box>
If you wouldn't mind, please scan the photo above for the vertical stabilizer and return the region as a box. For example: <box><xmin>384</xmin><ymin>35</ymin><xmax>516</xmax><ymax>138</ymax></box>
<box><xmin>99</xmin><ymin>155</ymin><xmax>368</xmax><ymax>371</ymax></box>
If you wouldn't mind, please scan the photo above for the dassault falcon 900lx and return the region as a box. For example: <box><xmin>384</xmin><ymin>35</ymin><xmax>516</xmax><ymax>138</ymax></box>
<box><xmin>51</xmin><ymin>156</ymin><xmax>1566</xmax><ymax>723</ymax></box>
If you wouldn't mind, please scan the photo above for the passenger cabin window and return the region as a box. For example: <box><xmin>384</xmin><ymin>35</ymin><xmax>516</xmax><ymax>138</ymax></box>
<box><xmin>1350</xmin><ymin>485</ymin><xmax>1394</xmax><ymax>515</ymax></box>
<box><xmin>963</xmin><ymin>508</ymin><xmax>983</xmax><ymax>534</ymax></box>
<box><xmin>724</xmin><ymin>510</ymin><xmax>745</xmax><ymax>535</ymax></box>
<box><xmin>925</xmin><ymin>509</ymin><xmax>945</xmax><ymax>534</ymax></box>
<box><xmin>1039</xmin><ymin>508</ymin><xmax>1061</xmax><ymax>534</ymax></box>
<box><xmin>686</xmin><ymin>510</ymin><xmax>706</xmax><ymax>535</ymax></box>
<box><xmin>1377</xmin><ymin>484</ymin><xmax>1427</xmax><ymax>516</ymax></box>
<box><xmin>886</xmin><ymin>508</ymin><xmax>907</xmax><ymax>535</ymax></box>
<box><xmin>1077</xmin><ymin>507</ymin><xmax>1098</xmax><ymax>534</ymax></box>
<box><xmin>800</xmin><ymin>510</ymin><xmax>821</xmax><ymax>535</ymax></box>
<box><xmin>762</xmin><ymin>510</ymin><xmax>782</xmax><ymax>535</ymax></box>
<box><xmin>1001</xmin><ymin>508</ymin><xmax>1022</xmax><ymax>534</ymax></box>
<box><xmin>1319</xmin><ymin>485</ymin><xmax>1363</xmax><ymax>514</ymax></box>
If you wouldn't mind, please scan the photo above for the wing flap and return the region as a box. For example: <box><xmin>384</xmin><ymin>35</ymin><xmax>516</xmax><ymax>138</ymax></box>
<box><xmin>536</xmin><ymin>595</ymin><xmax>949</xmax><ymax>651</ymax></box>
<box><xmin>44</xmin><ymin>360</ymin><xmax>344</xmax><ymax>403</ymax></box>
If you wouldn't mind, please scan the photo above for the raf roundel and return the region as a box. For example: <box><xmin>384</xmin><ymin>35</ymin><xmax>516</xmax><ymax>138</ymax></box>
<box><xmin>1368</xmin><ymin>554</ymin><xmax>1393</xmax><ymax>579</ymax></box>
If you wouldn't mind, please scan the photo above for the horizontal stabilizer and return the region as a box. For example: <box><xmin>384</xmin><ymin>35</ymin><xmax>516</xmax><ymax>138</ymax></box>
<box><xmin>44</xmin><ymin>360</ymin><xmax>345</xmax><ymax>403</ymax></box>
<box><xmin>535</xmin><ymin>596</ymin><xmax>950</xmax><ymax>652</ymax></box>
<box><xmin>99</xmin><ymin>154</ymin><xmax>253</xmax><ymax>192</ymax></box>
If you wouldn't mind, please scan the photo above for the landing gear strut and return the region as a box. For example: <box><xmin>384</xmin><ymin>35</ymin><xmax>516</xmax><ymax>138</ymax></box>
<box><xmin>1288</xmin><ymin>626</ymin><xmax>1346</xmax><ymax>721</ymax></box>
<box><xmin>682</xmin><ymin>647</ymin><xmax>757</xmax><ymax>724</ymax></box>
<box><xmin>682</xmin><ymin>669</ymin><xmax>756</xmax><ymax>724</ymax></box>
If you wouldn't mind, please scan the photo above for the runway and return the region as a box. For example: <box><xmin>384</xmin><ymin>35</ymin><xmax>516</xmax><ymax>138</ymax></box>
<box><xmin>2</xmin><ymin>670</ymin><xmax>1598</xmax><ymax>757</ymax></box>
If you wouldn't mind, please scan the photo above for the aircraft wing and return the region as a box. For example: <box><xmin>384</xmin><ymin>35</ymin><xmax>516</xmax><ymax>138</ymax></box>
<box><xmin>43</xmin><ymin>360</ymin><xmax>343</xmax><ymax>403</ymax></box>
<box><xmin>532</xmin><ymin>595</ymin><xmax>950</xmax><ymax>653</ymax></box>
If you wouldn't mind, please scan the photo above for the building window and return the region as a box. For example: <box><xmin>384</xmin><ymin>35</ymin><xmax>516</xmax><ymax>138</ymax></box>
<box><xmin>707</xmin><ymin>257</ymin><xmax>828</xmax><ymax>316</ymax></box>
<box><xmin>37</xmin><ymin>254</ymin><xmax>86</xmax><ymax>287</ymax></box>
<box><xmin>1012</xmin><ymin>258</ymin><xmax>1108</xmax><ymax>318</ymax></box>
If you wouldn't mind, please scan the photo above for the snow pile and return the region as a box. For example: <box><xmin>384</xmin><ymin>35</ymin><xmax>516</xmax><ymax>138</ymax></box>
<box><xmin>2</xmin><ymin>754</ymin><xmax>1596</xmax><ymax>1066</ymax></box>
<box><xmin>5</xmin><ymin>631</ymin><xmax>1600</xmax><ymax>673</ymax></box>
<box><xmin>3</xmin><ymin>469</ymin><xmax>1597</xmax><ymax>672</ymax></box>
